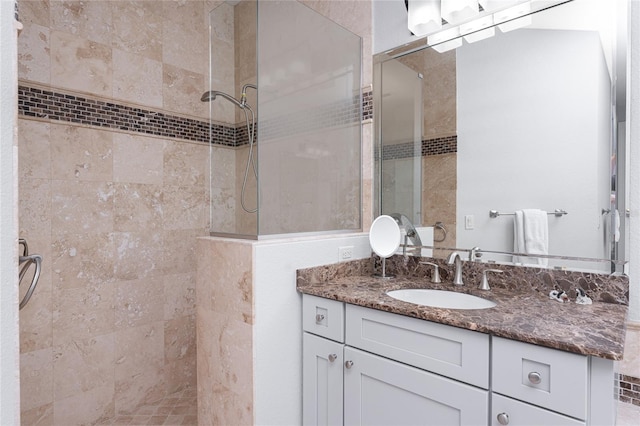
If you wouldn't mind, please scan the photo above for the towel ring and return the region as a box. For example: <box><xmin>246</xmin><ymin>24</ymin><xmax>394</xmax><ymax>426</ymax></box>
<box><xmin>434</xmin><ymin>222</ymin><xmax>447</xmax><ymax>243</ymax></box>
<box><xmin>19</xmin><ymin>238</ymin><xmax>28</xmax><ymax>256</ymax></box>
<box><xmin>19</xmin><ymin>254</ymin><xmax>42</xmax><ymax>310</ymax></box>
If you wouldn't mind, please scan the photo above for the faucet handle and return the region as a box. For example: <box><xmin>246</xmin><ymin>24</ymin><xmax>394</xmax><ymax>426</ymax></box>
<box><xmin>420</xmin><ymin>262</ymin><xmax>441</xmax><ymax>283</ymax></box>
<box><xmin>469</xmin><ymin>247</ymin><xmax>482</xmax><ymax>262</ymax></box>
<box><xmin>479</xmin><ymin>269</ymin><xmax>503</xmax><ymax>291</ymax></box>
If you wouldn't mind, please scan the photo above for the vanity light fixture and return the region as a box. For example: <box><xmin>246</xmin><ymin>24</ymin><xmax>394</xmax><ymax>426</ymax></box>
<box><xmin>478</xmin><ymin>0</ymin><xmax>522</xmax><ymax>11</ymax></box>
<box><xmin>494</xmin><ymin>1</ymin><xmax>532</xmax><ymax>32</ymax></box>
<box><xmin>409</xmin><ymin>0</ymin><xmax>535</xmax><ymax>52</ymax></box>
<box><xmin>408</xmin><ymin>0</ymin><xmax>442</xmax><ymax>37</ymax></box>
<box><xmin>497</xmin><ymin>14</ymin><xmax>532</xmax><ymax>32</ymax></box>
<box><xmin>427</xmin><ymin>25</ymin><xmax>463</xmax><ymax>52</ymax></box>
<box><xmin>441</xmin><ymin>0</ymin><xmax>479</xmax><ymax>25</ymax></box>
<box><xmin>460</xmin><ymin>14</ymin><xmax>495</xmax><ymax>43</ymax></box>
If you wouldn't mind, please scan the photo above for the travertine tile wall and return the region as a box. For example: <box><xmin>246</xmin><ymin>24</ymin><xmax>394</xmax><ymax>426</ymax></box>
<box><xmin>396</xmin><ymin>48</ymin><xmax>457</xmax><ymax>253</ymax></box>
<box><xmin>196</xmin><ymin>238</ymin><xmax>254</xmax><ymax>425</ymax></box>
<box><xmin>17</xmin><ymin>1</ymin><xmax>222</xmax><ymax>424</ymax></box>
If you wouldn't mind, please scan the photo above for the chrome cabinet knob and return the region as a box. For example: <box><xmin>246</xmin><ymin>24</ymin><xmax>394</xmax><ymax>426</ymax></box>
<box><xmin>497</xmin><ymin>412</ymin><xmax>509</xmax><ymax>425</ymax></box>
<box><xmin>344</xmin><ymin>360</ymin><xmax>354</xmax><ymax>369</ymax></box>
<box><xmin>315</xmin><ymin>314</ymin><xmax>325</xmax><ymax>323</ymax></box>
<box><xmin>528</xmin><ymin>371</ymin><xmax>542</xmax><ymax>385</ymax></box>
<box><xmin>328</xmin><ymin>354</ymin><xmax>337</xmax><ymax>363</ymax></box>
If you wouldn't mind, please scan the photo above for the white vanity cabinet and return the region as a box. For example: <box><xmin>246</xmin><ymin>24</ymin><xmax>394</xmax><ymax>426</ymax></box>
<box><xmin>301</xmin><ymin>294</ymin><xmax>616</xmax><ymax>426</ymax></box>
<box><xmin>302</xmin><ymin>294</ymin><xmax>489</xmax><ymax>426</ymax></box>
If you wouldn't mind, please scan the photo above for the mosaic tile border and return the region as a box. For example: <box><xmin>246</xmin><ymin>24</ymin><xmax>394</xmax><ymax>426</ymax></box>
<box><xmin>379</xmin><ymin>135</ymin><xmax>458</xmax><ymax>161</ymax></box>
<box><xmin>363</xmin><ymin>90</ymin><xmax>373</xmax><ymax>121</ymax></box>
<box><xmin>618</xmin><ymin>374</ymin><xmax>640</xmax><ymax>407</ymax></box>
<box><xmin>18</xmin><ymin>84</ymin><xmax>373</xmax><ymax>148</ymax></box>
<box><xmin>18</xmin><ymin>85</ymin><xmax>216</xmax><ymax>144</ymax></box>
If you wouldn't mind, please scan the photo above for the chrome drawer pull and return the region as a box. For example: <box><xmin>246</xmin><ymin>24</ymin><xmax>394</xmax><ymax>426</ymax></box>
<box><xmin>528</xmin><ymin>371</ymin><xmax>542</xmax><ymax>385</ymax></box>
<box><xmin>497</xmin><ymin>412</ymin><xmax>509</xmax><ymax>425</ymax></box>
<box><xmin>315</xmin><ymin>314</ymin><xmax>325</xmax><ymax>323</ymax></box>
<box><xmin>328</xmin><ymin>354</ymin><xmax>337</xmax><ymax>363</ymax></box>
<box><xmin>344</xmin><ymin>360</ymin><xmax>354</xmax><ymax>369</ymax></box>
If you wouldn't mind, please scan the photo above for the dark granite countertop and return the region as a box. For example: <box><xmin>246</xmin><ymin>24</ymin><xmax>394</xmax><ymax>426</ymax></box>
<box><xmin>296</xmin><ymin>257</ymin><xmax>629</xmax><ymax>360</ymax></box>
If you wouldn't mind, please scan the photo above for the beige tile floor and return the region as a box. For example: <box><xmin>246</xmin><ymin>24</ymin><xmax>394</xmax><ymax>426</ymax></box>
<box><xmin>100</xmin><ymin>388</ymin><xmax>197</xmax><ymax>426</ymax></box>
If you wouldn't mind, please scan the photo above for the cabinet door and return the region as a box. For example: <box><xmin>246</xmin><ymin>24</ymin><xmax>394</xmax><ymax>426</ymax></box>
<box><xmin>303</xmin><ymin>332</ymin><xmax>344</xmax><ymax>426</ymax></box>
<box><xmin>343</xmin><ymin>347</ymin><xmax>489</xmax><ymax>426</ymax></box>
<box><xmin>491</xmin><ymin>394</ymin><xmax>585</xmax><ymax>426</ymax></box>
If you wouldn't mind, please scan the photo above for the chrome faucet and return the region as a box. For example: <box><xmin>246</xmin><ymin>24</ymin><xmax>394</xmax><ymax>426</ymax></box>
<box><xmin>469</xmin><ymin>246</ymin><xmax>481</xmax><ymax>261</ymax></box>
<box><xmin>446</xmin><ymin>252</ymin><xmax>464</xmax><ymax>285</ymax></box>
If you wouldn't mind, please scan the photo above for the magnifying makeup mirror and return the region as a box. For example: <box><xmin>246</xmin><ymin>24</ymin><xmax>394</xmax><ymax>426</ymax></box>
<box><xmin>369</xmin><ymin>215</ymin><xmax>402</xmax><ymax>278</ymax></box>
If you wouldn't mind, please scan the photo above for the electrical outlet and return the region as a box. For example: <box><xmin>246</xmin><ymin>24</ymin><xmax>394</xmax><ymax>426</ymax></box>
<box><xmin>339</xmin><ymin>246</ymin><xmax>354</xmax><ymax>261</ymax></box>
<box><xmin>465</xmin><ymin>215</ymin><xmax>474</xmax><ymax>230</ymax></box>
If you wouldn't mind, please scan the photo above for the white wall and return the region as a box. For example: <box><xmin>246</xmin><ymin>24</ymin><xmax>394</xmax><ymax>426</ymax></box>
<box><xmin>456</xmin><ymin>29</ymin><xmax>612</xmax><ymax>268</ymax></box>
<box><xmin>0</xmin><ymin>0</ymin><xmax>20</xmax><ymax>423</ymax></box>
<box><xmin>628</xmin><ymin>0</ymin><xmax>639</xmax><ymax>322</ymax></box>
<box><xmin>253</xmin><ymin>233</ymin><xmax>370</xmax><ymax>424</ymax></box>
<box><xmin>373</xmin><ymin>0</ymin><xmax>420</xmax><ymax>54</ymax></box>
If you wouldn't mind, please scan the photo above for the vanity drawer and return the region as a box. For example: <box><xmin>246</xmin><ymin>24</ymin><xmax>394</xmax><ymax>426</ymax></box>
<box><xmin>492</xmin><ymin>336</ymin><xmax>587</xmax><ymax>420</ymax></box>
<box><xmin>302</xmin><ymin>294</ymin><xmax>345</xmax><ymax>343</ymax></box>
<box><xmin>491</xmin><ymin>394</ymin><xmax>585</xmax><ymax>426</ymax></box>
<box><xmin>345</xmin><ymin>304</ymin><xmax>490</xmax><ymax>389</ymax></box>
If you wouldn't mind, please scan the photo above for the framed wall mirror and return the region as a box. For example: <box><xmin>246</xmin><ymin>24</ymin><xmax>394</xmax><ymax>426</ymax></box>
<box><xmin>373</xmin><ymin>0</ymin><xmax>629</xmax><ymax>272</ymax></box>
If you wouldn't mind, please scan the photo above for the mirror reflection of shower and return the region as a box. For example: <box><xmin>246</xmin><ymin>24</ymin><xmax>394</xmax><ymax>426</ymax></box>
<box><xmin>201</xmin><ymin>84</ymin><xmax>258</xmax><ymax>213</ymax></box>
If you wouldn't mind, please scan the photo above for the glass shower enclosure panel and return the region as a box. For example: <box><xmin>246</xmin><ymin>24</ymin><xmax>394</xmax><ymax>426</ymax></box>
<box><xmin>207</xmin><ymin>1</ymin><xmax>258</xmax><ymax>238</ymax></box>
<box><xmin>256</xmin><ymin>1</ymin><xmax>362</xmax><ymax>236</ymax></box>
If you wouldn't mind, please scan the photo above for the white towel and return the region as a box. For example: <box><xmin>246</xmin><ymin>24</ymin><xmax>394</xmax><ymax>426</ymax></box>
<box><xmin>513</xmin><ymin>209</ymin><xmax>548</xmax><ymax>266</ymax></box>
<box><xmin>513</xmin><ymin>211</ymin><xmax>526</xmax><ymax>264</ymax></box>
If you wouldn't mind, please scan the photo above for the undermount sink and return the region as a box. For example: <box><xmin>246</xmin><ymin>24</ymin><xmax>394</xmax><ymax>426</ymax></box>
<box><xmin>386</xmin><ymin>289</ymin><xmax>496</xmax><ymax>310</ymax></box>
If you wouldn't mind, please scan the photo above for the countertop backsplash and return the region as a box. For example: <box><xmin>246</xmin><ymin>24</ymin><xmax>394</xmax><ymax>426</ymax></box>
<box><xmin>297</xmin><ymin>254</ymin><xmax>629</xmax><ymax>306</ymax></box>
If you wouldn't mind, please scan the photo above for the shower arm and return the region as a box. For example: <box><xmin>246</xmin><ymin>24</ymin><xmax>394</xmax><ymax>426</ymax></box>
<box><xmin>241</xmin><ymin>84</ymin><xmax>257</xmax><ymax>107</ymax></box>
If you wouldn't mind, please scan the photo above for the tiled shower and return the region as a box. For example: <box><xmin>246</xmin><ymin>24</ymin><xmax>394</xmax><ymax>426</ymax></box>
<box><xmin>16</xmin><ymin>0</ymin><xmax>373</xmax><ymax>424</ymax></box>
<box><xmin>17</xmin><ymin>0</ymin><xmax>211</xmax><ymax>424</ymax></box>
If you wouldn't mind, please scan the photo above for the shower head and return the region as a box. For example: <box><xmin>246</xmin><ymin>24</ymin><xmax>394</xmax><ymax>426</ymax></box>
<box><xmin>200</xmin><ymin>90</ymin><xmax>244</xmax><ymax>109</ymax></box>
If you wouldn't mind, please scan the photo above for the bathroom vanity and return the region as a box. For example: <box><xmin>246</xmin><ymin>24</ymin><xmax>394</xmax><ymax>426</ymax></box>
<box><xmin>297</xmin><ymin>258</ymin><xmax>628</xmax><ymax>426</ymax></box>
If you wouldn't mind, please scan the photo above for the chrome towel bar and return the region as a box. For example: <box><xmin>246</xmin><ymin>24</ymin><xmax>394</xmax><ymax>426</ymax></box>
<box><xmin>489</xmin><ymin>209</ymin><xmax>568</xmax><ymax>218</ymax></box>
